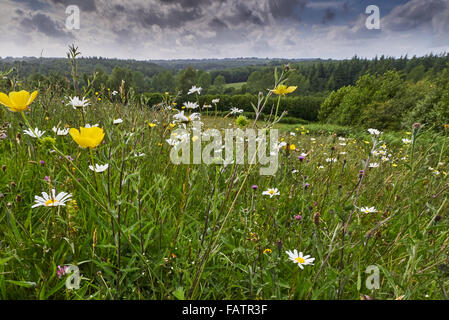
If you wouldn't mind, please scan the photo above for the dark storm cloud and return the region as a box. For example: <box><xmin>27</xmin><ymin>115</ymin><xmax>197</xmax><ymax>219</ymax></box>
<box><xmin>114</xmin><ymin>4</ymin><xmax>125</xmax><ymax>12</ymax></box>
<box><xmin>322</xmin><ymin>8</ymin><xmax>336</xmax><ymax>24</ymax></box>
<box><xmin>268</xmin><ymin>0</ymin><xmax>308</xmax><ymax>19</ymax></box>
<box><xmin>20</xmin><ymin>12</ymin><xmax>72</xmax><ymax>38</ymax></box>
<box><xmin>209</xmin><ymin>17</ymin><xmax>228</xmax><ymax>31</ymax></box>
<box><xmin>159</xmin><ymin>0</ymin><xmax>211</xmax><ymax>9</ymax></box>
<box><xmin>11</xmin><ymin>0</ymin><xmax>50</xmax><ymax>10</ymax></box>
<box><xmin>227</xmin><ymin>3</ymin><xmax>264</xmax><ymax>26</ymax></box>
<box><xmin>47</xmin><ymin>0</ymin><xmax>97</xmax><ymax>12</ymax></box>
<box><xmin>136</xmin><ymin>6</ymin><xmax>202</xmax><ymax>29</ymax></box>
<box><xmin>384</xmin><ymin>0</ymin><xmax>447</xmax><ymax>31</ymax></box>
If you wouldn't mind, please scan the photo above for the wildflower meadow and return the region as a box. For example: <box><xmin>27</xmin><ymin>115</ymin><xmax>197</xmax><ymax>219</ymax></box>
<box><xmin>1</xmin><ymin>46</ymin><xmax>449</xmax><ymax>301</ymax></box>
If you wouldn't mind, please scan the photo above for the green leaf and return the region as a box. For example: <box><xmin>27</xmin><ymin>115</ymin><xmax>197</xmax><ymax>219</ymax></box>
<box><xmin>6</xmin><ymin>280</ymin><xmax>37</xmax><ymax>288</ymax></box>
<box><xmin>173</xmin><ymin>287</ymin><xmax>185</xmax><ymax>300</ymax></box>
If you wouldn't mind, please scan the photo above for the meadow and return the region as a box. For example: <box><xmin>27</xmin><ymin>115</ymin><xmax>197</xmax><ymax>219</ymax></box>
<box><xmin>1</xmin><ymin>65</ymin><xmax>449</xmax><ymax>301</ymax></box>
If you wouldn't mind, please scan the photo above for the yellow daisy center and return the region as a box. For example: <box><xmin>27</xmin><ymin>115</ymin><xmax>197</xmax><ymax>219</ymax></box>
<box><xmin>295</xmin><ymin>257</ymin><xmax>305</xmax><ymax>264</ymax></box>
<box><xmin>269</xmin><ymin>190</ymin><xmax>275</xmax><ymax>195</ymax></box>
<box><xmin>45</xmin><ymin>199</ymin><xmax>57</xmax><ymax>206</ymax></box>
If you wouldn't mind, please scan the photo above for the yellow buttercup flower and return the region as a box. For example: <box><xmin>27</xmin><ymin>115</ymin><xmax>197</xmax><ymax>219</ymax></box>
<box><xmin>69</xmin><ymin>127</ymin><xmax>105</xmax><ymax>149</ymax></box>
<box><xmin>0</xmin><ymin>90</ymin><xmax>38</xmax><ymax>112</ymax></box>
<box><xmin>272</xmin><ymin>85</ymin><xmax>297</xmax><ymax>96</ymax></box>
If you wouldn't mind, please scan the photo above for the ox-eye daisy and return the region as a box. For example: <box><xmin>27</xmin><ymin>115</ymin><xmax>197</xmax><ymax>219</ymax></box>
<box><xmin>24</xmin><ymin>127</ymin><xmax>45</xmax><ymax>138</ymax></box>
<box><xmin>262</xmin><ymin>188</ymin><xmax>280</xmax><ymax>198</ymax></box>
<box><xmin>66</xmin><ymin>96</ymin><xmax>90</xmax><ymax>109</ymax></box>
<box><xmin>52</xmin><ymin>127</ymin><xmax>70</xmax><ymax>136</ymax></box>
<box><xmin>89</xmin><ymin>164</ymin><xmax>109</xmax><ymax>173</ymax></box>
<box><xmin>360</xmin><ymin>206</ymin><xmax>378</xmax><ymax>214</ymax></box>
<box><xmin>32</xmin><ymin>189</ymin><xmax>72</xmax><ymax>208</ymax></box>
<box><xmin>286</xmin><ymin>250</ymin><xmax>315</xmax><ymax>269</ymax></box>
<box><xmin>188</xmin><ymin>86</ymin><xmax>202</xmax><ymax>95</ymax></box>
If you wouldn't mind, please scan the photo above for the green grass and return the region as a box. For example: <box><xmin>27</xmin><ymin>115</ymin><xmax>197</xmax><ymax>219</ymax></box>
<box><xmin>224</xmin><ymin>82</ymin><xmax>246</xmax><ymax>89</ymax></box>
<box><xmin>1</xmin><ymin>89</ymin><xmax>449</xmax><ymax>300</ymax></box>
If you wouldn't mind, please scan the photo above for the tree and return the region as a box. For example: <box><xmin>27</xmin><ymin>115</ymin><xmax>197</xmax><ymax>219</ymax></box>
<box><xmin>213</xmin><ymin>75</ymin><xmax>226</xmax><ymax>93</ymax></box>
<box><xmin>198</xmin><ymin>72</ymin><xmax>212</xmax><ymax>91</ymax></box>
<box><xmin>177</xmin><ymin>66</ymin><xmax>197</xmax><ymax>94</ymax></box>
<box><xmin>108</xmin><ymin>66</ymin><xmax>134</xmax><ymax>92</ymax></box>
<box><xmin>151</xmin><ymin>71</ymin><xmax>175</xmax><ymax>93</ymax></box>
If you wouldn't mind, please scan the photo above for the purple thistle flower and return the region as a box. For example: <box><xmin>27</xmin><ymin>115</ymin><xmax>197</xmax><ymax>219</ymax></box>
<box><xmin>298</xmin><ymin>156</ymin><xmax>305</xmax><ymax>161</ymax></box>
<box><xmin>251</xmin><ymin>185</ymin><xmax>258</xmax><ymax>190</ymax></box>
<box><xmin>39</xmin><ymin>160</ymin><xmax>45</xmax><ymax>166</ymax></box>
<box><xmin>44</xmin><ymin>176</ymin><xmax>50</xmax><ymax>182</ymax></box>
<box><xmin>295</xmin><ymin>215</ymin><xmax>302</xmax><ymax>221</ymax></box>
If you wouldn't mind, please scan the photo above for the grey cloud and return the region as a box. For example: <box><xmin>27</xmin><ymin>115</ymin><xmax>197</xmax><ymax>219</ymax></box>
<box><xmin>269</xmin><ymin>0</ymin><xmax>308</xmax><ymax>20</ymax></box>
<box><xmin>136</xmin><ymin>6</ymin><xmax>202</xmax><ymax>29</ymax></box>
<box><xmin>228</xmin><ymin>3</ymin><xmax>264</xmax><ymax>26</ymax></box>
<box><xmin>322</xmin><ymin>8</ymin><xmax>336</xmax><ymax>24</ymax></box>
<box><xmin>383</xmin><ymin>0</ymin><xmax>447</xmax><ymax>32</ymax></box>
<box><xmin>47</xmin><ymin>0</ymin><xmax>97</xmax><ymax>12</ymax></box>
<box><xmin>11</xmin><ymin>0</ymin><xmax>50</xmax><ymax>10</ymax></box>
<box><xmin>159</xmin><ymin>0</ymin><xmax>212</xmax><ymax>9</ymax></box>
<box><xmin>20</xmin><ymin>12</ymin><xmax>72</xmax><ymax>38</ymax></box>
<box><xmin>209</xmin><ymin>17</ymin><xmax>228</xmax><ymax>31</ymax></box>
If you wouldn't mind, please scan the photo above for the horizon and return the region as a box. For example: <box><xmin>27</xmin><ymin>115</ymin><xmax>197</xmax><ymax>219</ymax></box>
<box><xmin>1</xmin><ymin>52</ymin><xmax>447</xmax><ymax>63</ymax></box>
<box><xmin>0</xmin><ymin>0</ymin><xmax>448</xmax><ymax>60</ymax></box>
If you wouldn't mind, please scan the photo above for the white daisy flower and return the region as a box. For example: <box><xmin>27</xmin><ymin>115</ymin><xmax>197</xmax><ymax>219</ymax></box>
<box><xmin>360</xmin><ymin>206</ymin><xmax>378</xmax><ymax>214</ymax></box>
<box><xmin>230</xmin><ymin>107</ymin><xmax>243</xmax><ymax>115</ymax></box>
<box><xmin>188</xmin><ymin>86</ymin><xmax>202</xmax><ymax>95</ymax></box>
<box><xmin>52</xmin><ymin>127</ymin><xmax>70</xmax><ymax>136</ymax></box>
<box><xmin>368</xmin><ymin>128</ymin><xmax>382</xmax><ymax>136</ymax></box>
<box><xmin>112</xmin><ymin>91</ymin><xmax>118</xmax><ymax>96</ymax></box>
<box><xmin>89</xmin><ymin>163</ymin><xmax>109</xmax><ymax>173</ymax></box>
<box><xmin>84</xmin><ymin>124</ymin><xmax>99</xmax><ymax>128</ymax></box>
<box><xmin>24</xmin><ymin>127</ymin><xmax>45</xmax><ymax>138</ymax></box>
<box><xmin>212</xmin><ymin>98</ymin><xmax>220</xmax><ymax>104</ymax></box>
<box><xmin>262</xmin><ymin>188</ymin><xmax>280</xmax><ymax>198</ymax></box>
<box><xmin>402</xmin><ymin>138</ymin><xmax>412</xmax><ymax>144</ymax></box>
<box><xmin>67</xmin><ymin>96</ymin><xmax>90</xmax><ymax>109</ymax></box>
<box><xmin>286</xmin><ymin>250</ymin><xmax>315</xmax><ymax>269</ymax></box>
<box><xmin>32</xmin><ymin>189</ymin><xmax>72</xmax><ymax>208</ymax></box>
<box><xmin>113</xmin><ymin>118</ymin><xmax>123</xmax><ymax>124</ymax></box>
<box><xmin>184</xmin><ymin>101</ymin><xmax>199</xmax><ymax>109</ymax></box>
<box><xmin>326</xmin><ymin>158</ymin><xmax>337</xmax><ymax>163</ymax></box>
<box><xmin>203</xmin><ymin>104</ymin><xmax>212</xmax><ymax>109</ymax></box>
<box><xmin>369</xmin><ymin>162</ymin><xmax>380</xmax><ymax>168</ymax></box>
<box><xmin>133</xmin><ymin>153</ymin><xmax>146</xmax><ymax>157</ymax></box>
<box><xmin>173</xmin><ymin>111</ymin><xmax>200</xmax><ymax>122</ymax></box>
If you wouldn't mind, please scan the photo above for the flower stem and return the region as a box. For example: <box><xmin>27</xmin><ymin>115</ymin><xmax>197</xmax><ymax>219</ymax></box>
<box><xmin>273</xmin><ymin>95</ymin><xmax>281</xmax><ymax>124</ymax></box>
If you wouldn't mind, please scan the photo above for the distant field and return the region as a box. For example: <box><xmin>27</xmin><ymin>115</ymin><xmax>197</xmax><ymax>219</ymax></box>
<box><xmin>224</xmin><ymin>82</ymin><xmax>246</xmax><ymax>89</ymax></box>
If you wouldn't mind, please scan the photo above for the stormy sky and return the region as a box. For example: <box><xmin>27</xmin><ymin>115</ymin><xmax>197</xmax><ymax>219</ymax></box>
<box><xmin>0</xmin><ymin>0</ymin><xmax>448</xmax><ymax>60</ymax></box>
